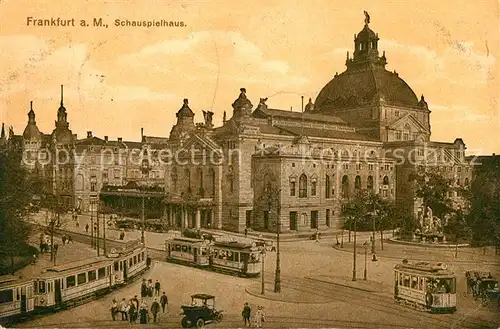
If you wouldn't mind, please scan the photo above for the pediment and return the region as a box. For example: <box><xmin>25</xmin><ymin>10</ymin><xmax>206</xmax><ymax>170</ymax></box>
<box><xmin>388</xmin><ymin>113</ymin><xmax>429</xmax><ymax>133</ymax></box>
<box><xmin>178</xmin><ymin>134</ymin><xmax>222</xmax><ymax>156</ymax></box>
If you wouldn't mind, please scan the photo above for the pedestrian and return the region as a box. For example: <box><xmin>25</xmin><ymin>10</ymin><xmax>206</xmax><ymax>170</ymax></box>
<box><xmin>141</xmin><ymin>279</ymin><xmax>148</xmax><ymax>298</ymax></box>
<box><xmin>85</xmin><ymin>224</ymin><xmax>89</xmax><ymax>233</ymax></box>
<box><xmin>132</xmin><ymin>295</ymin><xmax>140</xmax><ymax>311</ymax></box>
<box><xmin>245</xmin><ymin>227</ymin><xmax>248</xmax><ymax>237</ymax></box>
<box><xmin>32</xmin><ymin>254</ymin><xmax>37</xmax><ymax>265</ymax></box>
<box><xmin>110</xmin><ymin>299</ymin><xmax>118</xmax><ymax>321</ymax></box>
<box><xmin>53</xmin><ymin>243</ymin><xmax>59</xmax><ymax>255</ymax></box>
<box><xmin>147</xmin><ymin>279</ymin><xmax>153</xmax><ymax>297</ymax></box>
<box><xmin>67</xmin><ymin>236</ymin><xmax>73</xmax><ymax>244</ymax></box>
<box><xmin>119</xmin><ymin>298</ymin><xmax>128</xmax><ymax>320</ymax></box>
<box><xmin>154</xmin><ymin>280</ymin><xmax>161</xmax><ymax>296</ymax></box>
<box><xmin>62</xmin><ymin>236</ymin><xmax>67</xmax><ymax>245</ymax></box>
<box><xmin>254</xmin><ymin>306</ymin><xmax>265</xmax><ymax>328</ymax></box>
<box><xmin>128</xmin><ymin>300</ymin><xmax>136</xmax><ymax>324</ymax></box>
<box><xmin>139</xmin><ymin>300</ymin><xmax>148</xmax><ymax>324</ymax></box>
<box><xmin>315</xmin><ymin>229</ymin><xmax>320</xmax><ymax>242</ymax></box>
<box><xmin>242</xmin><ymin>302</ymin><xmax>251</xmax><ymax>327</ymax></box>
<box><xmin>150</xmin><ymin>298</ymin><xmax>160</xmax><ymax>323</ymax></box>
<box><xmin>160</xmin><ymin>292</ymin><xmax>168</xmax><ymax>313</ymax></box>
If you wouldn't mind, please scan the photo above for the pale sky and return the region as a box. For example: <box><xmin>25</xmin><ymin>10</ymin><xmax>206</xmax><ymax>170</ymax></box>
<box><xmin>0</xmin><ymin>0</ymin><xmax>498</xmax><ymax>154</ymax></box>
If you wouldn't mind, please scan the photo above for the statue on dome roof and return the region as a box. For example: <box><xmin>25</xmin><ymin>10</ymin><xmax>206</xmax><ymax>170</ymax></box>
<box><xmin>364</xmin><ymin>10</ymin><xmax>370</xmax><ymax>25</ymax></box>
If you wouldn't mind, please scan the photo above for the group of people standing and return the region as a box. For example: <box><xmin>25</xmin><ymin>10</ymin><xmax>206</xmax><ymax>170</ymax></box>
<box><xmin>110</xmin><ymin>279</ymin><xmax>168</xmax><ymax>324</ymax></box>
<box><xmin>242</xmin><ymin>302</ymin><xmax>266</xmax><ymax>328</ymax></box>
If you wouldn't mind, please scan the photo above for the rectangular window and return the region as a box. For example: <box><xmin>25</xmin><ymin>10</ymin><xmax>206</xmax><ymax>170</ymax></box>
<box><xmin>88</xmin><ymin>270</ymin><xmax>97</xmax><ymax>282</ymax></box>
<box><xmin>114</xmin><ymin>169</ymin><xmax>120</xmax><ymax>178</ymax></box>
<box><xmin>311</xmin><ymin>181</ymin><xmax>317</xmax><ymax>196</ymax></box>
<box><xmin>368</xmin><ymin>164</ymin><xmax>374</xmax><ymax>171</ymax></box>
<box><xmin>396</xmin><ymin>131</ymin><xmax>402</xmax><ymax>140</ymax></box>
<box><xmin>134</xmin><ymin>255</ymin><xmax>137</xmax><ymax>265</ymax></box>
<box><xmin>66</xmin><ymin>276</ymin><xmax>76</xmax><ymax>288</ymax></box>
<box><xmin>0</xmin><ymin>289</ymin><xmax>14</xmax><ymax>304</ymax></box>
<box><xmin>384</xmin><ymin>164</ymin><xmax>390</xmax><ymax>171</ymax></box>
<box><xmin>356</xmin><ymin>163</ymin><xmax>361</xmax><ymax>170</ymax></box>
<box><xmin>129</xmin><ymin>258</ymin><xmax>133</xmax><ymax>267</ymax></box>
<box><xmin>114</xmin><ymin>261</ymin><xmax>119</xmax><ymax>271</ymax></box>
<box><xmin>98</xmin><ymin>267</ymin><xmax>106</xmax><ymax>279</ymax></box>
<box><xmin>77</xmin><ymin>273</ymin><xmax>87</xmax><ymax>285</ymax></box>
<box><xmin>343</xmin><ymin>163</ymin><xmax>349</xmax><ymax>170</ymax></box>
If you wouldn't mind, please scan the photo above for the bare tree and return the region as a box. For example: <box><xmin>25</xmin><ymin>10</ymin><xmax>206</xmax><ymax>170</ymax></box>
<box><xmin>41</xmin><ymin>193</ymin><xmax>70</xmax><ymax>264</ymax></box>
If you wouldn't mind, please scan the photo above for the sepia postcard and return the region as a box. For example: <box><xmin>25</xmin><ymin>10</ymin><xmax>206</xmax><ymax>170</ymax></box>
<box><xmin>0</xmin><ymin>1</ymin><xmax>499</xmax><ymax>328</ymax></box>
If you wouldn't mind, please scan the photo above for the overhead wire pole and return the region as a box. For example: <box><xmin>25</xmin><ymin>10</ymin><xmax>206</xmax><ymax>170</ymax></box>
<box><xmin>352</xmin><ymin>215</ymin><xmax>357</xmax><ymax>281</ymax></box>
<box><xmin>141</xmin><ymin>192</ymin><xmax>145</xmax><ymax>244</ymax></box>
<box><xmin>96</xmin><ymin>203</ymin><xmax>100</xmax><ymax>256</ymax></box>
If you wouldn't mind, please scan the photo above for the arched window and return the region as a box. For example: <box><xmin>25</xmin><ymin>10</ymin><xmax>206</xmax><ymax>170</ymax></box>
<box><xmin>185</xmin><ymin>168</ymin><xmax>191</xmax><ymax>192</ymax></box>
<box><xmin>197</xmin><ymin>168</ymin><xmax>204</xmax><ymax>196</ymax></box>
<box><xmin>311</xmin><ymin>176</ymin><xmax>317</xmax><ymax>197</ymax></box>
<box><xmin>403</xmin><ymin>124</ymin><xmax>411</xmax><ymax>141</ymax></box>
<box><xmin>76</xmin><ymin>174</ymin><xmax>84</xmax><ymax>191</ymax></box>
<box><xmin>325</xmin><ymin>175</ymin><xmax>331</xmax><ymax>199</ymax></box>
<box><xmin>464</xmin><ymin>177</ymin><xmax>469</xmax><ymax>187</ymax></box>
<box><xmin>354</xmin><ymin>175</ymin><xmax>361</xmax><ymax>189</ymax></box>
<box><xmin>341</xmin><ymin>175</ymin><xmax>349</xmax><ymax>198</ymax></box>
<box><xmin>383</xmin><ymin>176</ymin><xmax>390</xmax><ymax>185</ymax></box>
<box><xmin>210</xmin><ymin>168</ymin><xmax>216</xmax><ymax>196</ymax></box>
<box><xmin>289</xmin><ymin>175</ymin><xmax>297</xmax><ymax>197</ymax></box>
<box><xmin>299</xmin><ymin>174</ymin><xmax>307</xmax><ymax>198</ymax></box>
<box><xmin>367</xmin><ymin>175</ymin><xmax>374</xmax><ymax>190</ymax></box>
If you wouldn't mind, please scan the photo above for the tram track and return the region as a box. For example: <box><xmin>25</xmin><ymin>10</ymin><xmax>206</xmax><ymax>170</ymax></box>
<box><xmin>262</xmin><ymin>273</ymin><xmax>498</xmax><ymax>329</ymax></box>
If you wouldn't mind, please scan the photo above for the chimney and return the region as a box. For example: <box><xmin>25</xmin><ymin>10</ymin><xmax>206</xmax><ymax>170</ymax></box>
<box><xmin>87</xmin><ymin>131</ymin><xmax>92</xmax><ymax>138</ymax></box>
<box><xmin>104</xmin><ymin>136</ymin><xmax>108</xmax><ymax>142</ymax></box>
<box><xmin>493</xmin><ymin>153</ymin><xmax>496</xmax><ymax>156</ymax></box>
<box><xmin>141</xmin><ymin>127</ymin><xmax>144</xmax><ymax>139</ymax></box>
<box><xmin>118</xmin><ymin>137</ymin><xmax>123</xmax><ymax>142</ymax></box>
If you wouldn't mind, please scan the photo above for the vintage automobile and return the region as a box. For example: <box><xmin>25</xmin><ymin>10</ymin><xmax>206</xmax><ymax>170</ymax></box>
<box><xmin>475</xmin><ymin>278</ymin><xmax>500</xmax><ymax>308</ymax></box>
<box><xmin>180</xmin><ymin>294</ymin><xmax>223</xmax><ymax>328</ymax></box>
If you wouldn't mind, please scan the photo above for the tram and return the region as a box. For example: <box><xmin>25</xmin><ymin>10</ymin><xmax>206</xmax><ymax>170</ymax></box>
<box><xmin>166</xmin><ymin>237</ymin><xmax>212</xmax><ymax>267</ymax></box>
<box><xmin>394</xmin><ymin>259</ymin><xmax>457</xmax><ymax>313</ymax></box>
<box><xmin>0</xmin><ymin>241</ymin><xmax>149</xmax><ymax>325</ymax></box>
<box><xmin>210</xmin><ymin>241</ymin><xmax>261</xmax><ymax>277</ymax></box>
<box><xmin>164</xmin><ymin>237</ymin><xmax>262</xmax><ymax>277</ymax></box>
<box><xmin>0</xmin><ymin>276</ymin><xmax>35</xmax><ymax>324</ymax></box>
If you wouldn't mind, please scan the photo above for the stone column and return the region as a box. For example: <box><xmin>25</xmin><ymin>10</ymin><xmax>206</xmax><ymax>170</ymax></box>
<box><xmin>195</xmin><ymin>208</ymin><xmax>201</xmax><ymax>229</ymax></box>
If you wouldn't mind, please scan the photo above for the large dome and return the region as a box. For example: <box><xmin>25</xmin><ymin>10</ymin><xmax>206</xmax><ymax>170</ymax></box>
<box><xmin>315</xmin><ymin>67</ymin><xmax>419</xmax><ymax>111</ymax></box>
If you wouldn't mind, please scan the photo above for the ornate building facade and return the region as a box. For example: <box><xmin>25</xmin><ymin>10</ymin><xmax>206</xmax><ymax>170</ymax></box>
<box><xmin>5</xmin><ymin>16</ymin><xmax>472</xmax><ymax>233</ymax></box>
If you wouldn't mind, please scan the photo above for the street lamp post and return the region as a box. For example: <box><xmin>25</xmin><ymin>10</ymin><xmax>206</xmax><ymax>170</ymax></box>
<box><xmin>90</xmin><ymin>215</ymin><xmax>94</xmax><ymax>249</ymax></box>
<box><xmin>363</xmin><ymin>241</ymin><xmax>368</xmax><ymax>281</ymax></box>
<box><xmin>260</xmin><ymin>248</ymin><xmax>266</xmax><ymax>295</ymax></box>
<box><xmin>141</xmin><ymin>193</ymin><xmax>145</xmax><ymax>244</ymax></box>
<box><xmin>275</xmin><ymin>219</ymin><xmax>281</xmax><ymax>293</ymax></box>
<box><xmin>352</xmin><ymin>216</ymin><xmax>357</xmax><ymax>281</ymax></box>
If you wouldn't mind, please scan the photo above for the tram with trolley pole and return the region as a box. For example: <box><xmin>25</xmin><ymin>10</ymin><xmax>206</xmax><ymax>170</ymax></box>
<box><xmin>164</xmin><ymin>237</ymin><xmax>261</xmax><ymax>277</ymax></box>
<box><xmin>394</xmin><ymin>259</ymin><xmax>457</xmax><ymax>313</ymax></box>
<box><xmin>0</xmin><ymin>276</ymin><xmax>35</xmax><ymax>325</ymax></box>
<box><xmin>0</xmin><ymin>240</ymin><xmax>149</xmax><ymax>325</ymax></box>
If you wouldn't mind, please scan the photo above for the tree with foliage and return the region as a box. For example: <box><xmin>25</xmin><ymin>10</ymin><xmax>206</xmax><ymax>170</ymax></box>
<box><xmin>41</xmin><ymin>192</ymin><xmax>71</xmax><ymax>264</ymax></box>
<box><xmin>467</xmin><ymin>164</ymin><xmax>500</xmax><ymax>248</ymax></box>
<box><xmin>409</xmin><ymin>169</ymin><xmax>455</xmax><ymax>220</ymax></box>
<box><xmin>0</xmin><ymin>149</ymin><xmax>33</xmax><ymax>274</ymax></box>
<box><xmin>445</xmin><ymin>207</ymin><xmax>471</xmax><ymax>257</ymax></box>
<box><xmin>342</xmin><ymin>190</ymin><xmax>396</xmax><ymax>250</ymax></box>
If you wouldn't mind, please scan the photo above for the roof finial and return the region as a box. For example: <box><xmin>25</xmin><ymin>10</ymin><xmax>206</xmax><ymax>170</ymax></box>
<box><xmin>60</xmin><ymin>85</ymin><xmax>64</xmax><ymax>106</ymax></box>
<box><xmin>301</xmin><ymin>96</ymin><xmax>304</xmax><ymax>113</ymax></box>
<box><xmin>1</xmin><ymin>123</ymin><xmax>5</xmax><ymax>139</ymax></box>
<box><xmin>30</xmin><ymin>100</ymin><xmax>33</xmax><ymax>110</ymax></box>
<box><xmin>364</xmin><ymin>10</ymin><xmax>370</xmax><ymax>25</ymax></box>
<box><xmin>183</xmin><ymin>98</ymin><xmax>188</xmax><ymax>105</ymax></box>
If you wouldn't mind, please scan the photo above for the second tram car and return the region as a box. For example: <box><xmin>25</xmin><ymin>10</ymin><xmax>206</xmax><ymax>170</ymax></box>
<box><xmin>210</xmin><ymin>241</ymin><xmax>261</xmax><ymax>277</ymax></box>
<box><xmin>0</xmin><ymin>276</ymin><xmax>35</xmax><ymax>325</ymax></box>
<box><xmin>165</xmin><ymin>238</ymin><xmax>261</xmax><ymax>277</ymax></box>
<box><xmin>394</xmin><ymin>260</ymin><xmax>457</xmax><ymax>313</ymax></box>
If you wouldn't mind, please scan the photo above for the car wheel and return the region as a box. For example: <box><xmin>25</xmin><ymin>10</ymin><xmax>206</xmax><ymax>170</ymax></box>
<box><xmin>217</xmin><ymin>313</ymin><xmax>223</xmax><ymax>322</ymax></box>
<box><xmin>181</xmin><ymin>317</ymin><xmax>189</xmax><ymax>328</ymax></box>
<box><xmin>196</xmin><ymin>318</ymin><xmax>205</xmax><ymax>328</ymax></box>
